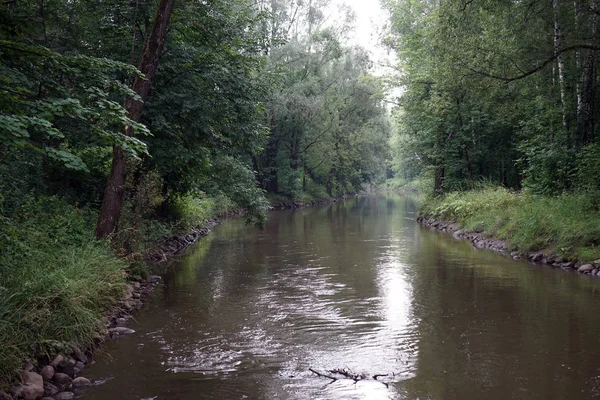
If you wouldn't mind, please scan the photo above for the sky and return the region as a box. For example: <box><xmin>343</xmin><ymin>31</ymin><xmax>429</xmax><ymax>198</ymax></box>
<box><xmin>328</xmin><ymin>0</ymin><xmax>395</xmax><ymax>74</ymax></box>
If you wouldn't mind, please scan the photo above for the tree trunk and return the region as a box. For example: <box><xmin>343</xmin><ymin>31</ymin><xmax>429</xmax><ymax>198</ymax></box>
<box><xmin>96</xmin><ymin>0</ymin><xmax>176</xmax><ymax>239</ymax></box>
<box><xmin>434</xmin><ymin>165</ymin><xmax>445</xmax><ymax>196</ymax></box>
<box><xmin>582</xmin><ymin>11</ymin><xmax>597</xmax><ymax>145</ymax></box>
<box><xmin>553</xmin><ymin>0</ymin><xmax>568</xmax><ymax>132</ymax></box>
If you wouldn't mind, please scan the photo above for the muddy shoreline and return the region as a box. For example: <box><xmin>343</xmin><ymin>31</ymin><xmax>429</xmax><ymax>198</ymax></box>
<box><xmin>417</xmin><ymin>216</ymin><xmax>600</xmax><ymax>276</ymax></box>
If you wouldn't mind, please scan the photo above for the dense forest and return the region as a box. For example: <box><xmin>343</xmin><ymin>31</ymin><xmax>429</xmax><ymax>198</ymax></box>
<box><xmin>384</xmin><ymin>0</ymin><xmax>599</xmax><ymax>195</ymax></box>
<box><xmin>2</xmin><ymin>0</ymin><xmax>600</xmax><ymax>392</ymax></box>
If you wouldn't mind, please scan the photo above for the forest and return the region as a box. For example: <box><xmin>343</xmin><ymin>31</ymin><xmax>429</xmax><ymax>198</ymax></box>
<box><xmin>0</xmin><ymin>0</ymin><xmax>390</xmax><ymax>384</ymax></box>
<box><xmin>1</xmin><ymin>0</ymin><xmax>600</xmax><ymax>394</ymax></box>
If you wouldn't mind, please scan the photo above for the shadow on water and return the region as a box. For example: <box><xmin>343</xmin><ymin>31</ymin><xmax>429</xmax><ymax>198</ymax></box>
<box><xmin>84</xmin><ymin>194</ymin><xmax>600</xmax><ymax>400</ymax></box>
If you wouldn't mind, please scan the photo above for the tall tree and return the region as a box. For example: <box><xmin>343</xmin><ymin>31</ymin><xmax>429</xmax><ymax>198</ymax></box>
<box><xmin>96</xmin><ymin>0</ymin><xmax>175</xmax><ymax>238</ymax></box>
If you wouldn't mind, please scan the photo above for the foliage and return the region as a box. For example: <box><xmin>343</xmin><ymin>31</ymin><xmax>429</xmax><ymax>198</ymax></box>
<box><xmin>255</xmin><ymin>0</ymin><xmax>392</xmax><ymax>199</ymax></box>
<box><xmin>384</xmin><ymin>0</ymin><xmax>600</xmax><ymax>195</ymax></box>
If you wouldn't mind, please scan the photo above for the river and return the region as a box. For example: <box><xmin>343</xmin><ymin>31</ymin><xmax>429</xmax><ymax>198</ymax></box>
<box><xmin>84</xmin><ymin>194</ymin><xmax>600</xmax><ymax>399</ymax></box>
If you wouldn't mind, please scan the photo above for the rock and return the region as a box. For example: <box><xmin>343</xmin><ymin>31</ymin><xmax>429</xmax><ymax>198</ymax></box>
<box><xmin>115</xmin><ymin>318</ymin><xmax>127</xmax><ymax>327</ymax></box>
<box><xmin>561</xmin><ymin>261</ymin><xmax>575</xmax><ymax>269</ymax></box>
<box><xmin>40</xmin><ymin>398</ymin><xmax>55</xmax><ymax>400</ymax></box>
<box><xmin>132</xmin><ymin>282</ymin><xmax>141</xmax><ymax>289</ymax></box>
<box><xmin>58</xmin><ymin>357</ymin><xmax>76</xmax><ymax>377</ymax></box>
<box><xmin>20</xmin><ymin>371</ymin><xmax>44</xmax><ymax>400</ymax></box>
<box><xmin>71</xmin><ymin>377</ymin><xmax>91</xmax><ymax>389</ymax></box>
<box><xmin>592</xmin><ymin>269</ymin><xmax>598</xmax><ymax>276</ymax></box>
<box><xmin>22</xmin><ymin>371</ymin><xmax>43</xmax><ymax>387</ymax></box>
<box><xmin>50</xmin><ymin>355</ymin><xmax>64</xmax><ymax>368</ymax></box>
<box><xmin>0</xmin><ymin>391</ymin><xmax>12</xmax><ymax>400</ymax></box>
<box><xmin>578</xmin><ymin>264</ymin><xmax>595</xmax><ymax>273</ymax></box>
<box><xmin>530</xmin><ymin>252</ymin><xmax>544</xmax><ymax>262</ymax></box>
<box><xmin>52</xmin><ymin>373</ymin><xmax>73</xmax><ymax>385</ymax></box>
<box><xmin>595</xmin><ymin>259</ymin><xmax>600</xmax><ymax>265</ymax></box>
<box><xmin>545</xmin><ymin>255</ymin><xmax>557</xmax><ymax>264</ymax></box>
<box><xmin>40</xmin><ymin>366</ymin><xmax>54</xmax><ymax>381</ymax></box>
<box><xmin>132</xmin><ymin>292</ymin><xmax>141</xmax><ymax>299</ymax></box>
<box><xmin>109</xmin><ymin>327</ymin><xmax>136</xmax><ymax>336</ymax></box>
<box><xmin>21</xmin><ymin>384</ymin><xmax>44</xmax><ymax>400</ymax></box>
<box><xmin>43</xmin><ymin>382</ymin><xmax>59</xmax><ymax>397</ymax></box>
<box><xmin>148</xmin><ymin>275</ymin><xmax>161</xmax><ymax>283</ymax></box>
<box><xmin>75</xmin><ymin>361</ymin><xmax>85</xmax><ymax>370</ymax></box>
<box><xmin>72</xmin><ymin>348</ymin><xmax>88</xmax><ymax>364</ymax></box>
<box><xmin>10</xmin><ymin>386</ymin><xmax>21</xmax><ymax>398</ymax></box>
<box><xmin>52</xmin><ymin>392</ymin><xmax>75</xmax><ymax>400</ymax></box>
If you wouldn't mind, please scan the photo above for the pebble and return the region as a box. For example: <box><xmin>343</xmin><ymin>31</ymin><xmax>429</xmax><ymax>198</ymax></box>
<box><xmin>115</xmin><ymin>318</ymin><xmax>127</xmax><ymax>327</ymax></box>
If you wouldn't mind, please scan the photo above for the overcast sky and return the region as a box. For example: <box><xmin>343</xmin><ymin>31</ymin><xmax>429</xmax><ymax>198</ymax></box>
<box><xmin>328</xmin><ymin>0</ymin><xmax>395</xmax><ymax>75</ymax></box>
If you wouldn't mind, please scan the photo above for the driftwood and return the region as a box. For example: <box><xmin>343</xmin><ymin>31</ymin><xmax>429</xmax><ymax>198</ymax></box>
<box><xmin>309</xmin><ymin>367</ymin><xmax>390</xmax><ymax>388</ymax></box>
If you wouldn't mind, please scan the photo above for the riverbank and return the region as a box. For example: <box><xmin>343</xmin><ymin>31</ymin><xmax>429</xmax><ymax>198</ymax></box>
<box><xmin>0</xmin><ymin>192</ymin><xmax>346</xmax><ymax>399</ymax></box>
<box><xmin>418</xmin><ymin>187</ymin><xmax>600</xmax><ymax>271</ymax></box>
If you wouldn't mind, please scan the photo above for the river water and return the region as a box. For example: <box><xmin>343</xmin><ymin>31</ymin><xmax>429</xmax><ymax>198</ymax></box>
<box><xmin>84</xmin><ymin>194</ymin><xmax>600</xmax><ymax>400</ymax></box>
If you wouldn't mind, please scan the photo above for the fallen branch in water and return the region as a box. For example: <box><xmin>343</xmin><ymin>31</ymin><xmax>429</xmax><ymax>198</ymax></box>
<box><xmin>309</xmin><ymin>367</ymin><xmax>390</xmax><ymax>388</ymax></box>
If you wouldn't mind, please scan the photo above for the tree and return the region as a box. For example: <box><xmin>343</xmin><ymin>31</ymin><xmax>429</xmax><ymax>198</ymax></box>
<box><xmin>96</xmin><ymin>0</ymin><xmax>176</xmax><ymax>238</ymax></box>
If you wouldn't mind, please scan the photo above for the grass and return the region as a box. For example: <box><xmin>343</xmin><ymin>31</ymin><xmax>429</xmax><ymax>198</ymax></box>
<box><xmin>0</xmin><ymin>196</ymin><xmax>127</xmax><ymax>385</ymax></box>
<box><xmin>420</xmin><ymin>187</ymin><xmax>600</xmax><ymax>261</ymax></box>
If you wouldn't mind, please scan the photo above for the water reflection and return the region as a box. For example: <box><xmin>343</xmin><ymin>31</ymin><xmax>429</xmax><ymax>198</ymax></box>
<box><xmin>84</xmin><ymin>195</ymin><xmax>600</xmax><ymax>400</ymax></box>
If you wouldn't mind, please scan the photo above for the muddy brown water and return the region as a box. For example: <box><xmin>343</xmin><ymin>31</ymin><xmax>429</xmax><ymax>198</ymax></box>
<box><xmin>84</xmin><ymin>194</ymin><xmax>600</xmax><ymax>400</ymax></box>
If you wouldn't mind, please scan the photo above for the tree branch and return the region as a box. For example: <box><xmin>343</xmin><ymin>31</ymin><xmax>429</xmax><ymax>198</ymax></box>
<box><xmin>466</xmin><ymin>44</ymin><xmax>600</xmax><ymax>83</ymax></box>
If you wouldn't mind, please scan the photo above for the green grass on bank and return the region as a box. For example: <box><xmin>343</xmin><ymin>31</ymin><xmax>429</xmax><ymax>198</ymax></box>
<box><xmin>420</xmin><ymin>187</ymin><xmax>600</xmax><ymax>261</ymax></box>
<box><xmin>0</xmin><ymin>197</ymin><xmax>127</xmax><ymax>384</ymax></box>
<box><xmin>0</xmin><ymin>193</ymin><xmax>231</xmax><ymax>385</ymax></box>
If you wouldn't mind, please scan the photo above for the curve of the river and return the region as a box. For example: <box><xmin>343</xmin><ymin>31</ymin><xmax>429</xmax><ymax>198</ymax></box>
<box><xmin>84</xmin><ymin>194</ymin><xmax>600</xmax><ymax>400</ymax></box>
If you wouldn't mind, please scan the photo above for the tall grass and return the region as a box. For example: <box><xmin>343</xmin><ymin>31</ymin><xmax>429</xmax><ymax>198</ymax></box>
<box><xmin>0</xmin><ymin>196</ymin><xmax>126</xmax><ymax>383</ymax></box>
<box><xmin>420</xmin><ymin>187</ymin><xmax>600</xmax><ymax>260</ymax></box>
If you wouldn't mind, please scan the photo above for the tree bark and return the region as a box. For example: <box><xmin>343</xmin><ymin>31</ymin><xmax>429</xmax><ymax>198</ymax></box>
<box><xmin>96</xmin><ymin>0</ymin><xmax>176</xmax><ymax>239</ymax></box>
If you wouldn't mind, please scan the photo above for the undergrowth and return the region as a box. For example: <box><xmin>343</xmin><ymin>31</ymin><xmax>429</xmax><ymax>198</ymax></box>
<box><xmin>420</xmin><ymin>187</ymin><xmax>600</xmax><ymax>261</ymax></box>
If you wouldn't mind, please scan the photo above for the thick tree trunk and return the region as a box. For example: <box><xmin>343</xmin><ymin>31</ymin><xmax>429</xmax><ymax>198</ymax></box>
<box><xmin>96</xmin><ymin>0</ymin><xmax>176</xmax><ymax>239</ymax></box>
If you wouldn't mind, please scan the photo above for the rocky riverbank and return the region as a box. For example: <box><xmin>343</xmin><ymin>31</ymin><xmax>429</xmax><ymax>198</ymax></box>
<box><xmin>417</xmin><ymin>216</ymin><xmax>600</xmax><ymax>276</ymax></box>
<box><xmin>0</xmin><ymin>214</ymin><xmax>225</xmax><ymax>400</ymax></box>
